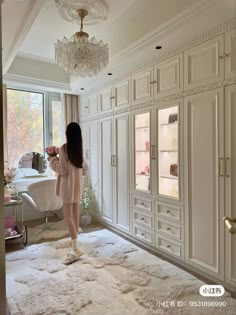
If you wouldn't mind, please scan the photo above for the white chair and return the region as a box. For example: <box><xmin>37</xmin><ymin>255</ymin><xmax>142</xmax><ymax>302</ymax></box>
<box><xmin>22</xmin><ymin>179</ymin><xmax>63</xmax><ymax>227</ymax></box>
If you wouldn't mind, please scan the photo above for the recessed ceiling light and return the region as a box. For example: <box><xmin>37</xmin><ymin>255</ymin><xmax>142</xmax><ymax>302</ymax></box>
<box><xmin>107</xmin><ymin>73</ymin><xmax>112</xmax><ymax>75</ymax></box>
<box><xmin>155</xmin><ymin>46</ymin><xmax>162</xmax><ymax>49</ymax></box>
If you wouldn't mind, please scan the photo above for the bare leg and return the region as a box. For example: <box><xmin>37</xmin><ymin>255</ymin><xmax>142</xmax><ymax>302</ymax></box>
<box><xmin>73</xmin><ymin>202</ymin><xmax>80</xmax><ymax>233</ymax></box>
<box><xmin>63</xmin><ymin>203</ymin><xmax>77</xmax><ymax>240</ymax></box>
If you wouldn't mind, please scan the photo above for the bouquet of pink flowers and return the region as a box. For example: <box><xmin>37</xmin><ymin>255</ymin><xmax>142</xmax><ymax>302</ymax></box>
<box><xmin>45</xmin><ymin>146</ymin><xmax>59</xmax><ymax>157</ymax></box>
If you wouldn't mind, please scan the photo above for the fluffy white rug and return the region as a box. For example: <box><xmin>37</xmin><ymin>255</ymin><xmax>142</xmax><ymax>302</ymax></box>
<box><xmin>27</xmin><ymin>219</ymin><xmax>69</xmax><ymax>244</ymax></box>
<box><xmin>6</xmin><ymin>229</ymin><xmax>236</xmax><ymax>315</ymax></box>
<box><xmin>27</xmin><ymin>220</ymin><xmax>82</xmax><ymax>244</ymax></box>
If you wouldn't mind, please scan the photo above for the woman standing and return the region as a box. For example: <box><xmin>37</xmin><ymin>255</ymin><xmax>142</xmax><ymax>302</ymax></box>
<box><xmin>48</xmin><ymin>122</ymin><xmax>83</xmax><ymax>264</ymax></box>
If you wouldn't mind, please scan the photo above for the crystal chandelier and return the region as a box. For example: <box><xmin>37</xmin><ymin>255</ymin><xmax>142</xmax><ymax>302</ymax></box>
<box><xmin>55</xmin><ymin>8</ymin><xmax>109</xmax><ymax>77</ymax></box>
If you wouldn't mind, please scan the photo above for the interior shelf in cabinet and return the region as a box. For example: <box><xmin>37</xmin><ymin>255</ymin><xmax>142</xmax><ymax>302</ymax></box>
<box><xmin>160</xmin><ymin>175</ymin><xmax>178</xmax><ymax>180</ymax></box>
<box><xmin>160</xmin><ymin>122</ymin><xmax>178</xmax><ymax>127</ymax></box>
<box><xmin>136</xmin><ymin>173</ymin><xmax>150</xmax><ymax>176</ymax></box>
<box><xmin>136</xmin><ymin>150</ymin><xmax>149</xmax><ymax>153</ymax></box>
<box><xmin>136</xmin><ymin>126</ymin><xmax>149</xmax><ymax>129</ymax></box>
<box><xmin>159</xmin><ymin>150</ymin><xmax>177</xmax><ymax>153</ymax></box>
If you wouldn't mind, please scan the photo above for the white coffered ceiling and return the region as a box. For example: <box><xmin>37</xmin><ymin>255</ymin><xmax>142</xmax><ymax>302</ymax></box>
<box><xmin>2</xmin><ymin>0</ymin><xmax>236</xmax><ymax>95</ymax></box>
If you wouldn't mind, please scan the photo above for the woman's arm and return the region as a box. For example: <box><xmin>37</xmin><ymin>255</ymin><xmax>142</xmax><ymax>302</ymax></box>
<box><xmin>50</xmin><ymin>145</ymin><xmax>68</xmax><ymax>175</ymax></box>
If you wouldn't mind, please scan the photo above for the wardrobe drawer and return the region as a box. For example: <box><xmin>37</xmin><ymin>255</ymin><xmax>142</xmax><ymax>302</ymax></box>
<box><xmin>156</xmin><ymin>235</ymin><xmax>183</xmax><ymax>258</ymax></box>
<box><xmin>156</xmin><ymin>218</ymin><xmax>183</xmax><ymax>241</ymax></box>
<box><xmin>133</xmin><ymin>210</ymin><xmax>153</xmax><ymax>228</ymax></box>
<box><xmin>156</xmin><ymin>202</ymin><xmax>182</xmax><ymax>222</ymax></box>
<box><xmin>133</xmin><ymin>224</ymin><xmax>153</xmax><ymax>244</ymax></box>
<box><xmin>133</xmin><ymin>196</ymin><xmax>152</xmax><ymax>212</ymax></box>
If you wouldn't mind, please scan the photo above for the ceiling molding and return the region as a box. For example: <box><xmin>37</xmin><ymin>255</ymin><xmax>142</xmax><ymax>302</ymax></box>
<box><xmin>3</xmin><ymin>0</ymin><xmax>46</xmax><ymax>74</ymax></box>
<box><xmin>78</xmin><ymin>17</ymin><xmax>236</xmax><ymax>97</ymax></box>
<box><xmin>11</xmin><ymin>0</ymin><xmax>212</xmax><ymax>77</ymax></box>
<box><xmin>110</xmin><ymin>0</ymin><xmax>213</xmax><ymax>65</ymax></box>
<box><xmin>3</xmin><ymin>73</ymin><xmax>71</xmax><ymax>93</ymax></box>
<box><xmin>16</xmin><ymin>52</ymin><xmax>56</xmax><ymax>64</ymax></box>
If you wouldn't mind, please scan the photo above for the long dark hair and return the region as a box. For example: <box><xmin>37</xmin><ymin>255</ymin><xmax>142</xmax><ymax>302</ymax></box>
<box><xmin>65</xmin><ymin>122</ymin><xmax>83</xmax><ymax>168</ymax></box>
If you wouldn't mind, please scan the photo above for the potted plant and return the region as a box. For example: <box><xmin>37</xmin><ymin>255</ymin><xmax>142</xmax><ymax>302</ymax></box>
<box><xmin>80</xmin><ymin>178</ymin><xmax>95</xmax><ymax>225</ymax></box>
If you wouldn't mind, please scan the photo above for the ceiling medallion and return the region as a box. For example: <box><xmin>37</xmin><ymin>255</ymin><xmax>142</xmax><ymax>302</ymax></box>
<box><xmin>54</xmin><ymin>0</ymin><xmax>107</xmax><ymax>25</ymax></box>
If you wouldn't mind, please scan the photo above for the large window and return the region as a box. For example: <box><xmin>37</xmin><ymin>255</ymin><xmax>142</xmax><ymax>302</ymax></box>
<box><xmin>6</xmin><ymin>89</ymin><xmax>63</xmax><ymax>167</ymax></box>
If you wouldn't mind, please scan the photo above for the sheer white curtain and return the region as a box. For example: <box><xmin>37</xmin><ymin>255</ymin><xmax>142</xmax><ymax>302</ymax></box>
<box><xmin>62</xmin><ymin>93</ymin><xmax>79</xmax><ymax>127</ymax></box>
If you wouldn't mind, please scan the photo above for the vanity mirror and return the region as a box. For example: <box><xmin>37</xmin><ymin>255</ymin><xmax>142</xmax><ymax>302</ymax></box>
<box><xmin>18</xmin><ymin>152</ymin><xmax>47</xmax><ymax>176</ymax></box>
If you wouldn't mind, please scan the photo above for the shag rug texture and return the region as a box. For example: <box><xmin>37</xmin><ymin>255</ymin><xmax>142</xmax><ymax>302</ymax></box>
<box><xmin>27</xmin><ymin>220</ymin><xmax>83</xmax><ymax>244</ymax></box>
<box><xmin>6</xmin><ymin>229</ymin><xmax>236</xmax><ymax>315</ymax></box>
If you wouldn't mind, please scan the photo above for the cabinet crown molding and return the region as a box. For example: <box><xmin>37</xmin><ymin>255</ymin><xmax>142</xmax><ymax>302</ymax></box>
<box><xmin>80</xmin><ymin>18</ymin><xmax>236</xmax><ymax>99</ymax></box>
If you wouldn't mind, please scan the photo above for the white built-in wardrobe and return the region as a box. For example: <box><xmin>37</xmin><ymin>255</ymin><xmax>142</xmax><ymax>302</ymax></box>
<box><xmin>79</xmin><ymin>20</ymin><xmax>236</xmax><ymax>293</ymax></box>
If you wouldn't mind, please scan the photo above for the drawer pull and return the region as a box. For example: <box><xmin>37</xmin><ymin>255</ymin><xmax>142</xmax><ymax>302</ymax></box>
<box><xmin>167</xmin><ymin>227</ymin><xmax>171</xmax><ymax>231</ymax></box>
<box><xmin>141</xmin><ymin>233</ymin><xmax>145</xmax><ymax>236</ymax></box>
<box><xmin>166</xmin><ymin>210</ymin><xmax>170</xmax><ymax>213</ymax></box>
<box><xmin>140</xmin><ymin>217</ymin><xmax>145</xmax><ymax>221</ymax></box>
<box><xmin>167</xmin><ymin>245</ymin><xmax>171</xmax><ymax>248</ymax></box>
<box><xmin>140</xmin><ymin>202</ymin><xmax>145</xmax><ymax>206</ymax></box>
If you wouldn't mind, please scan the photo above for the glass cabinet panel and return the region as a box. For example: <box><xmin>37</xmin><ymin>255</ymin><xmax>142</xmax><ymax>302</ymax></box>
<box><xmin>134</xmin><ymin>112</ymin><xmax>150</xmax><ymax>192</ymax></box>
<box><xmin>158</xmin><ymin>106</ymin><xmax>179</xmax><ymax>199</ymax></box>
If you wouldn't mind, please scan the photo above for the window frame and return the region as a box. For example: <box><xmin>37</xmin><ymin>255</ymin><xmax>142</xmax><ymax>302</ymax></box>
<box><xmin>6</xmin><ymin>86</ymin><xmax>63</xmax><ymax>161</ymax></box>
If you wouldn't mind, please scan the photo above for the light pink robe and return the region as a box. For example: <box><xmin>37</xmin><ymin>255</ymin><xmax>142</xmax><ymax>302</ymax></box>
<box><xmin>50</xmin><ymin>145</ymin><xmax>82</xmax><ymax>204</ymax></box>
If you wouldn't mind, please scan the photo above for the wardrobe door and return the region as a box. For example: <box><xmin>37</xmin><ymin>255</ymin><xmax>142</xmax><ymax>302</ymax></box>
<box><xmin>224</xmin><ymin>29</ymin><xmax>236</xmax><ymax>80</ymax></box>
<box><xmin>131</xmin><ymin>67</ymin><xmax>153</xmax><ymax>105</ymax></box>
<box><xmin>184</xmin><ymin>88</ymin><xmax>224</xmax><ymax>280</ymax></box>
<box><xmin>184</xmin><ymin>35</ymin><xmax>224</xmax><ymax>90</ymax></box>
<box><xmin>100</xmin><ymin>117</ymin><xmax>113</xmax><ymax>222</ymax></box>
<box><xmin>225</xmin><ymin>84</ymin><xmax>236</xmax><ymax>290</ymax></box>
<box><xmin>113</xmin><ymin>112</ymin><xmax>130</xmax><ymax>231</ymax></box>
<box><xmin>88</xmin><ymin>93</ymin><xmax>99</xmax><ymax>115</ymax></box>
<box><xmin>153</xmin><ymin>53</ymin><xmax>183</xmax><ymax>99</ymax></box>
<box><xmin>89</xmin><ymin>120</ymin><xmax>100</xmax><ymax>214</ymax></box>
<box><xmin>80</xmin><ymin>122</ymin><xmax>90</xmax><ymax>172</ymax></box>
<box><xmin>99</xmin><ymin>86</ymin><xmax>113</xmax><ymax>112</ymax></box>
<box><xmin>114</xmin><ymin>78</ymin><xmax>130</xmax><ymax>109</ymax></box>
<box><xmin>133</xmin><ymin>110</ymin><xmax>151</xmax><ymax>193</ymax></box>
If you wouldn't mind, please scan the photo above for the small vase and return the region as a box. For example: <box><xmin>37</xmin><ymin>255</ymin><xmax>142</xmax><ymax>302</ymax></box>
<box><xmin>80</xmin><ymin>214</ymin><xmax>92</xmax><ymax>225</ymax></box>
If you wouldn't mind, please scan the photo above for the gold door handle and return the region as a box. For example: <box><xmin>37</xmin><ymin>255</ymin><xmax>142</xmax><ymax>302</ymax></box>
<box><xmin>111</xmin><ymin>155</ymin><xmax>116</xmax><ymax>166</ymax></box>
<box><xmin>218</xmin><ymin>157</ymin><xmax>224</xmax><ymax>176</ymax></box>
<box><xmin>151</xmin><ymin>145</ymin><xmax>156</xmax><ymax>160</ymax></box>
<box><xmin>113</xmin><ymin>155</ymin><xmax>117</xmax><ymax>166</ymax></box>
<box><xmin>223</xmin><ymin>216</ymin><xmax>236</xmax><ymax>234</ymax></box>
<box><xmin>225</xmin><ymin>157</ymin><xmax>230</xmax><ymax>177</ymax></box>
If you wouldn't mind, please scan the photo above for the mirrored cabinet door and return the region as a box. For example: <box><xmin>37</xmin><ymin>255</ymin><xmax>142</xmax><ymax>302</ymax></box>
<box><xmin>134</xmin><ymin>112</ymin><xmax>151</xmax><ymax>192</ymax></box>
<box><xmin>158</xmin><ymin>105</ymin><xmax>179</xmax><ymax>199</ymax></box>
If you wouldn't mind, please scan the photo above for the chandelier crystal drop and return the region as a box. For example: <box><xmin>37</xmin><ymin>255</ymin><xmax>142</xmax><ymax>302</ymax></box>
<box><xmin>55</xmin><ymin>8</ymin><xmax>109</xmax><ymax>77</ymax></box>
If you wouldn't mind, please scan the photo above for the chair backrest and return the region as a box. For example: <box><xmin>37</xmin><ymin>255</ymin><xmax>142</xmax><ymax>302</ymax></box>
<box><xmin>27</xmin><ymin>179</ymin><xmax>63</xmax><ymax>212</ymax></box>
